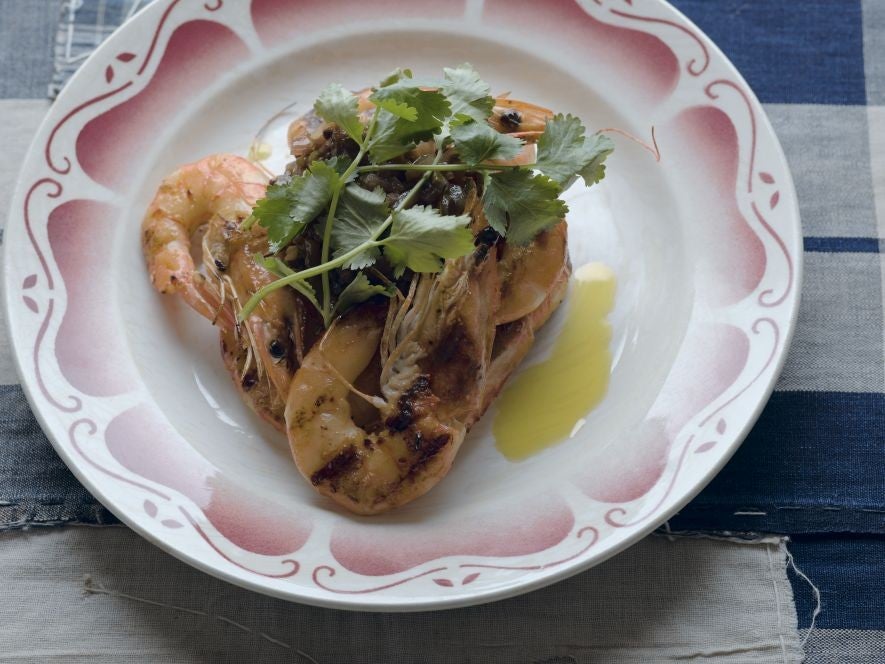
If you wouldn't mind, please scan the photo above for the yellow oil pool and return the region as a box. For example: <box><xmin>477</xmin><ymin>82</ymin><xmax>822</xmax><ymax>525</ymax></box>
<box><xmin>493</xmin><ymin>262</ymin><xmax>616</xmax><ymax>461</ymax></box>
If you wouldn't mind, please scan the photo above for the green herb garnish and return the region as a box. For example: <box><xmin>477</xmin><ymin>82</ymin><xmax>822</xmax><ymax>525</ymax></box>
<box><xmin>482</xmin><ymin>170</ymin><xmax>568</xmax><ymax>245</ymax></box>
<box><xmin>239</xmin><ymin>64</ymin><xmax>614</xmax><ymax>324</ymax></box>
<box><xmin>331</xmin><ymin>271</ymin><xmax>393</xmax><ymax>318</ymax></box>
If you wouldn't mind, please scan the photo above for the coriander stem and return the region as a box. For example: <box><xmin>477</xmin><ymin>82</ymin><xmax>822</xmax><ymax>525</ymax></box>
<box><xmin>240</xmin><ymin>241</ymin><xmax>383</xmax><ymax>319</ymax></box>
<box><xmin>356</xmin><ymin>162</ymin><xmax>525</xmax><ymax>174</ymax></box>
<box><xmin>269</xmin><ymin>257</ymin><xmax>295</xmax><ymax>276</ymax></box>
<box><xmin>264</xmin><ymin>258</ymin><xmax>324</xmax><ymax>318</ymax></box>
<box><xmin>319</xmin><ymin>184</ymin><xmax>342</xmax><ymax>318</ymax></box>
<box><xmin>317</xmin><ymin>109</ymin><xmax>381</xmax><ymax>320</ymax></box>
<box><xmin>290</xmin><ymin>281</ymin><xmax>323</xmax><ymax>317</ymax></box>
<box><xmin>391</xmin><ymin>150</ymin><xmax>442</xmax><ymax>211</ymax></box>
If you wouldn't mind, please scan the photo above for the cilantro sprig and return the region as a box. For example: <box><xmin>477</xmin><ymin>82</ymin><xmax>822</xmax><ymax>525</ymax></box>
<box><xmin>240</xmin><ymin>65</ymin><xmax>614</xmax><ymax>323</ymax></box>
<box><xmin>241</xmin><ymin>146</ymin><xmax>453</xmax><ymax>322</ymax></box>
<box><xmin>354</xmin><ymin>113</ymin><xmax>614</xmax><ymax>242</ymax></box>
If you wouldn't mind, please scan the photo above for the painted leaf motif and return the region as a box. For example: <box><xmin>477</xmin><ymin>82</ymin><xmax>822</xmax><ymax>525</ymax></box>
<box><xmin>143</xmin><ymin>500</ymin><xmax>158</xmax><ymax>518</ymax></box>
<box><xmin>23</xmin><ymin>296</ymin><xmax>38</xmax><ymax>313</ymax></box>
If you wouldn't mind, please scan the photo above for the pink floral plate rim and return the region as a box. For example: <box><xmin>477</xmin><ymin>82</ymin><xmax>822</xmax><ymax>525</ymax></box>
<box><xmin>3</xmin><ymin>0</ymin><xmax>801</xmax><ymax>610</ymax></box>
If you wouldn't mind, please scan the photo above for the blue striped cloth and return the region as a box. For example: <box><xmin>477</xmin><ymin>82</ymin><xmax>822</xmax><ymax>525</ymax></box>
<box><xmin>13</xmin><ymin>0</ymin><xmax>881</xmax><ymax>538</ymax></box>
<box><xmin>0</xmin><ymin>0</ymin><xmax>883</xmax><ymax>658</ymax></box>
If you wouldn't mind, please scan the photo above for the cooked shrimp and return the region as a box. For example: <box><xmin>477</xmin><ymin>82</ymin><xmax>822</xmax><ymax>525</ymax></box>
<box><xmin>142</xmin><ymin>154</ymin><xmax>267</xmax><ymax>330</ymax></box>
<box><xmin>212</xmin><ymin>219</ymin><xmax>325</xmax><ymax>422</ymax></box>
<box><xmin>495</xmin><ymin>221</ymin><xmax>569</xmax><ymax>324</ymax></box>
<box><xmin>482</xmin><ymin>254</ymin><xmax>571</xmax><ymax>415</ymax></box>
<box><xmin>287</xmin><ymin>93</ymin><xmax>552</xmax><ymax>167</ymax></box>
<box><xmin>220</xmin><ymin>325</ymin><xmax>286</xmax><ymax>431</ymax></box>
<box><xmin>285</xmin><ymin>248</ymin><xmax>500</xmax><ymax>514</ymax></box>
<box><xmin>144</xmin><ymin>153</ymin><xmax>325</xmax><ymax>419</ymax></box>
<box><xmin>288</xmin><ymin>89</ymin><xmax>373</xmax><ymax>161</ymax></box>
<box><xmin>463</xmin><ymin>193</ymin><xmax>567</xmax><ymax>326</ymax></box>
<box><xmin>489</xmin><ymin>96</ymin><xmax>554</xmax><ymax>137</ymax></box>
<box><xmin>228</xmin><ymin>235</ymin><xmax>295</xmax><ymax>398</ymax></box>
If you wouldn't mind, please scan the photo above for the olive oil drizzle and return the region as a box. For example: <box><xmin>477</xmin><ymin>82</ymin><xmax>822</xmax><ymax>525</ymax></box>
<box><xmin>493</xmin><ymin>263</ymin><xmax>616</xmax><ymax>460</ymax></box>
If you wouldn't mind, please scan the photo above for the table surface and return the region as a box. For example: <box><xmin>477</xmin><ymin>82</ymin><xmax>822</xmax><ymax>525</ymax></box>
<box><xmin>0</xmin><ymin>0</ymin><xmax>883</xmax><ymax>662</ymax></box>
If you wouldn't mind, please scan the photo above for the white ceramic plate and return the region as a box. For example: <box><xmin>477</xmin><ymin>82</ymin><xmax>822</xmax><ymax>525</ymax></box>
<box><xmin>4</xmin><ymin>0</ymin><xmax>801</xmax><ymax>610</ymax></box>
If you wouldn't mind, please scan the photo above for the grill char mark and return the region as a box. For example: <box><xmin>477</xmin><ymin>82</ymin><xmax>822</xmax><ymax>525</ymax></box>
<box><xmin>311</xmin><ymin>445</ymin><xmax>360</xmax><ymax>488</ymax></box>
<box><xmin>385</xmin><ymin>375</ymin><xmax>431</xmax><ymax>432</ymax></box>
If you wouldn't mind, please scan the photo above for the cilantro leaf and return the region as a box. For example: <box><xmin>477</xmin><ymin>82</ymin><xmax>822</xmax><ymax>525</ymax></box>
<box><xmin>285</xmin><ymin>160</ymin><xmax>340</xmax><ymax>244</ymax></box>
<box><xmin>577</xmin><ymin>133</ymin><xmax>615</xmax><ymax>185</ymax></box>
<box><xmin>253</xmin><ymin>161</ymin><xmax>341</xmax><ymax>253</ymax></box>
<box><xmin>331</xmin><ymin>271</ymin><xmax>392</xmax><ymax>318</ymax></box>
<box><xmin>325</xmin><ymin>154</ymin><xmax>356</xmax><ymax>180</ymax></box>
<box><xmin>373</xmin><ymin>97</ymin><xmax>418</xmax><ymax>121</ymax></box>
<box><xmin>369</xmin><ymin>87</ymin><xmax>450</xmax><ymax>137</ymax></box>
<box><xmin>441</xmin><ymin>63</ymin><xmax>494</xmax><ymax>124</ymax></box>
<box><xmin>377</xmin><ymin>67</ymin><xmax>413</xmax><ymax>88</ymax></box>
<box><xmin>368</xmin><ymin>111</ymin><xmax>421</xmax><ymax>162</ymax></box>
<box><xmin>535</xmin><ymin>113</ymin><xmax>614</xmax><ymax>186</ymax></box>
<box><xmin>382</xmin><ymin>206</ymin><xmax>474</xmax><ymax>276</ymax></box>
<box><xmin>482</xmin><ymin>170</ymin><xmax>567</xmax><ymax>245</ymax></box>
<box><xmin>368</xmin><ymin>88</ymin><xmax>451</xmax><ymax>162</ymax></box>
<box><xmin>331</xmin><ymin>184</ymin><xmax>390</xmax><ymax>269</ymax></box>
<box><xmin>314</xmin><ymin>83</ymin><xmax>364</xmax><ymax>145</ymax></box>
<box><xmin>250</xmin><ymin>183</ymin><xmax>302</xmax><ymax>252</ymax></box>
<box><xmin>450</xmin><ymin>120</ymin><xmax>523</xmax><ymax>165</ymax></box>
<box><xmin>370</xmin><ymin>73</ymin><xmax>422</xmax><ymax>121</ymax></box>
<box><xmin>534</xmin><ymin>114</ymin><xmax>585</xmax><ymax>185</ymax></box>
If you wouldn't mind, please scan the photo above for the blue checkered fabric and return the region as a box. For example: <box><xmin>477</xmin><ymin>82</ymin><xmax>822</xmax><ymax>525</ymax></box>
<box><xmin>49</xmin><ymin>0</ymin><xmax>147</xmax><ymax>98</ymax></box>
<box><xmin>0</xmin><ymin>0</ymin><xmax>883</xmax><ymax>655</ymax></box>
